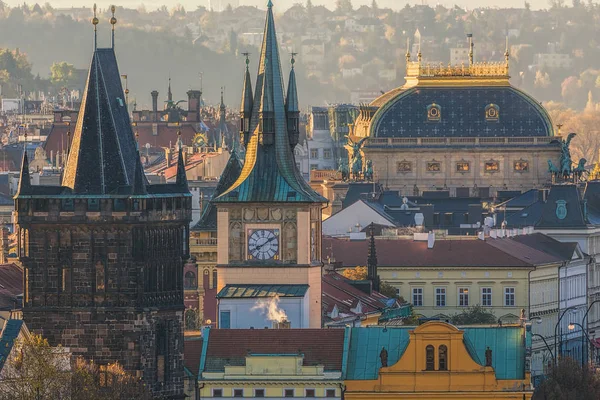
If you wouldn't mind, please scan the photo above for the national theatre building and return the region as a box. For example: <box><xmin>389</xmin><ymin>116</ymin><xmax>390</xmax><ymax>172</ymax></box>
<box><xmin>350</xmin><ymin>41</ymin><xmax>560</xmax><ymax>198</ymax></box>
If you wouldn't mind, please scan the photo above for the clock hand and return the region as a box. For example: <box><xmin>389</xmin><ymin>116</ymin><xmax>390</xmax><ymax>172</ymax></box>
<box><xmin>256</xmin><ymin>235</ymin><xmax>277</xmax><ymax>251</ymax></box>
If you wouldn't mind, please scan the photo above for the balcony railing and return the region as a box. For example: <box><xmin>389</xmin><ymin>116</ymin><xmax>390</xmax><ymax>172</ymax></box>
<box><xmin>365</xmin><ymin>136</ymin><xmax>560</xmax><ymax>148</ymax></box>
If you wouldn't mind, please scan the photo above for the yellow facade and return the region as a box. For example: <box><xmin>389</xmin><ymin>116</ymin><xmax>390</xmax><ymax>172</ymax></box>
<box><xmin>345</xmin><ymin>322</ymin><xmax>532</xmax><ymax>399</ymax></box>
<box><xmin>199</xmin><ymin>355</ymin><xmax>342</xmax><ymax>398</ymax></box>
<box><xmin>379</xmin><ymin>265</ymin><xmax>533</xmax><ymax>322</ymax></box>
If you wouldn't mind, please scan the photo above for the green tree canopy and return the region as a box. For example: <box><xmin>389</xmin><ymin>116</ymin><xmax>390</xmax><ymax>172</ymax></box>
<box><xmin>50</xmin><ymin>61</ymin><xmax>76</xmax><ymax>87</ymax></box>
<box><xmin>450</xmin><ymin>305</ymin><xmax>496</xmax><ymax>325</ymax></box>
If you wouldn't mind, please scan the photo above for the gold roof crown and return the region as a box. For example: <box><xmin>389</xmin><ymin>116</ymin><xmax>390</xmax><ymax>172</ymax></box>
<box><xmin>405</xmin><ymin>34</ymin><xmax>510</xmax><ymax>87</ymax></box>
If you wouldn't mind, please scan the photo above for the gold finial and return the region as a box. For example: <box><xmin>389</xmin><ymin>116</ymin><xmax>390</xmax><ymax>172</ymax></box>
<box><xmin>110</xmin><ymin>5</ymin><xmax>117</xmax><ymax>26</ymax></box>
<box><xmin>92</xmin><ymin>3</ymin><xmax>98</xmax><ymax>25</ymax></box>
<box><xmin>242</xmin><ymin>52</ymin><xmax>251</xmax><ymax>69</ymax></box>
<box><xmin>405</xmin><ymin>38</ymin><xmax>411</xmax><ymax>62</ymax></box>
<box><xmin>557</xmin><ymin>124</ymin><xmax>563</xmax><ymax>135</ymax></box>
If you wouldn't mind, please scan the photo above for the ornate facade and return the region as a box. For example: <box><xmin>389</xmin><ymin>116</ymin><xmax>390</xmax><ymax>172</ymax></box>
<box><xmin>350</xmin><ymin>38</ymin><xmax>561</xmax><ymax>196</ymax></box>
<box><xmin>211</xmin><ymin>1</ymin><xmax>326</xmax><ymax>329</ymax></box>
<box><xmin>14</xmin><ymin>12</ymin><xmax>191</xmax><ymax>398</ymax></box>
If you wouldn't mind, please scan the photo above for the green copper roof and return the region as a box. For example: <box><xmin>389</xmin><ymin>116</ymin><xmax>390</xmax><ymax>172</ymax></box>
<box><xmin>216</xmin><ymin>284</ymin><xmax>309</xmax><ymax>298</ymax></box>
<box><xmin>214</xmin><ymin>2</ymin><xmax>325</xmax><ymax>204</ymax></box>
<box><xmin>345</xmin><ymin>326</ymin><xmax>526</xmax><ymax>380</ymax></box>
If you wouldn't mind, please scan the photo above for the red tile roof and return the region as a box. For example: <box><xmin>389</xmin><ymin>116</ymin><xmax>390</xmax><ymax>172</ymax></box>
<box><xmin>322</xmin><ymin>272</ymin><xmax>389</xmax><ymax>316</ymax></box>
<box><xmin>323</xmin><ymin>237</ymin><xmax>535</xmax><ymax>268</ymax></box>
<box><xmin>183</xmin><ymin>338</ymin><xmax>203</xmax><ymax>377</ymax></box>
<box><xmin>204</xmin><ymin>329</ymin><xmax>344</xmax><ymax>372</ymax></box>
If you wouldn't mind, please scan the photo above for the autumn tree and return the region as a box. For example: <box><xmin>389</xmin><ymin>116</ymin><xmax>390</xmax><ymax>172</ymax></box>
<box><xmin>0</xmin><ymin>334</ymin><xmax>70</xmax><ymax>400</ymax></box>
<box><xmin>533</xmin><ymin>357</ymin><xmax>600</xmax><ymax>400</ymax></box>
<box><xmin>342</xmin><ymin>265</ymin><xmax>367</xmax><ymax>280</ymax></box>
<box><xmin>450</xmin><ymin>305</ymin><xmax>496</xmax><ymax>325</ymax></box>
<box><xmin>50</xmin><ymin>61</ymin><xmax>77</xmax><ymax>88</ymax></box>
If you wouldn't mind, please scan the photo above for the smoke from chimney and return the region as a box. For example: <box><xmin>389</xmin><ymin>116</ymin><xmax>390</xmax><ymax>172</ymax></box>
<box><xmin>251</xmin><ymin>295</ymin><xmax>289</xmax><ymax>326</ymax></box>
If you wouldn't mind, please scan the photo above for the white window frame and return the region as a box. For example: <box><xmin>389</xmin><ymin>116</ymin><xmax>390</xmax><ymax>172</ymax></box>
<box><xmin>284</xmin><ymin>388</ymin><xmax>295</xmax><ymax>398</ymax></box>
<box><xmin>481</xmin><ymin>287</ymin><xmax>492</xmax><ymax>307</ymax></box>
<box><xmin>254</xmin><ymin>388</ymin><xmax>266</xmax><ymax>397</ymax></box>
<box><xmin>412</xmin><ymin>287</ymin><xmax>423</xmax><ymax>306</ymax></box>
<box><xmin>305</xmin><ymin>388</ymin><xmax>316</xmax><ymax>397</ymax></box>
<box><xmin>325</xmin><ymin>388</ymin><xmax>336</xmax><ymax>398</ymax></box>
<box><xmin>232</xmin><ymin>388</ymin><xmax>244</xmax><ymax>397</ymax></box>
<box><xmin>435</xmin><ymin>287</ymin><xmax>446</xmax><ymax>307</ymax></box>
<box><xmin>458</xmin><ymin>287</ymin><xmax>469</xmax><ymax>307</ymax></box>
<box><xmin>212</xmin><ymin>388</ymin><xmax>224</xmax><ymax>397</ymax></box>
<box><xmin>504</xmin><ymin>287</ymin><xmax>516</xmax><ymax>307</ymax></box>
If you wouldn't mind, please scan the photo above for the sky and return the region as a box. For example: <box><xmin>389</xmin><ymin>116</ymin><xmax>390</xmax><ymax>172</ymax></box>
<box><xmin>1</xmin><ymin>0</ymin><xmax>550</xmax><ymax>11</ymax></box>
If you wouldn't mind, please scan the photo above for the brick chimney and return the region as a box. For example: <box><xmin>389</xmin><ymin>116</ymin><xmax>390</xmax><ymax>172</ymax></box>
<box><xmin>187</xmin><ymin>90</ymin><xmax>201</xmax><ymax>122</ymax></box>
<box><xmin>151</xmin><ymin>90</ymin><xmax>159</xmax><ymax>121</ymax></box>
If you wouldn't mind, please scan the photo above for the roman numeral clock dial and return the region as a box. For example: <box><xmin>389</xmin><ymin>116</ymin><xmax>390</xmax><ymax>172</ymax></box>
<box><xmin>247</xmin><ymin>229</ymin><xmax>280</xmax><ymax>260</ymax></box>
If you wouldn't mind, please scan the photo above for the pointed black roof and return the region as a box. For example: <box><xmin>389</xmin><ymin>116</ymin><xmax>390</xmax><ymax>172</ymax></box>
<box><xmin>62</xmin><ymin>48</ymin><xmax>143</xmax><ymax>195</ymax></box>
<box><xmin>176</xmin><ymin>147</ymin><xmax>189</xmax><ymax>192</ymax></box>
<box><xmin>240</xmin><ymin>60</ymin><xmax>253</xmax><ymax>115</ymax></box>
<box><xmin>16</xmin><ymin>45</ymin><xmax>189</xmax><ymax>198</ymax></box>
<box><xmin>215</xmin><ymin>2</ymin><xmax>325</xmax><ymax>204</ymax></box>
<box><xmin>14</xmin><ymin>148</ymin><xmax>31</xmax><ymax>196</ymax></box>
<box><xmin>285</xmin><ymin>62</ymin><xmax>299</xmax><ymax>113</ymax></box>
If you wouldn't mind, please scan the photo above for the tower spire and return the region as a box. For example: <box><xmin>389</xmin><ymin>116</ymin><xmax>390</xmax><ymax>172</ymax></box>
<box><xmin>405</xmin><ymin>38</ymin><xmax>411</xmax><ymax>63</ymax></box>
<box><xmin>285</xmin><ymin>52</ymin><xmax>299</xmax><ymax>151</ymax></box>
<box><xmin>110</xmin><ymin>5</ymin><xmax>117</xmax><ymax>49</ymax></box>
<box><xmin>504</xmin><ymin>35</ymin><xmax>510</xmax><ymax>71</ymax></box>
<box><xmin>15</xmin><ymin>141</ymin><xmax>31</xmax><ymax>196</ymax></box>
<box><xmin>240</xmin><ymin>52</ymin><xmax>253</xmax><ymax>147</ymax></box>
<box><xmin>168</xmin><ymin>75</ymin><xmax>173</xmax><ymax>102</ymax></box>
<box><xmin>92</xmin><ymin>4</ymin><xmax>99</xmax><ymax>50</ymax></box>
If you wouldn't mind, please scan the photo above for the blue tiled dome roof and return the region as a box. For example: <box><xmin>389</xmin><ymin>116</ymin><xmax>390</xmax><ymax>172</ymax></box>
<box><xmin>372</xmin><ymin>86</ymin><xmax>554</xmax><ymax>138</ymax></box>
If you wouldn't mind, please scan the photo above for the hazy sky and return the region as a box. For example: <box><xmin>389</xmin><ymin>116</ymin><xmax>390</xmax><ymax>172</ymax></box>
<box><xmin>2</xmin><ymin>0</ymin><xmax>548</xmax><ymax>11</ymax></box>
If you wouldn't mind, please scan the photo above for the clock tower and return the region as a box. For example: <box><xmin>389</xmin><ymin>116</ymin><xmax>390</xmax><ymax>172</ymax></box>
<box><xmin>212</xmin><ymin>0</ymin><xmax>326</xmax><ymax>329</ymax></box>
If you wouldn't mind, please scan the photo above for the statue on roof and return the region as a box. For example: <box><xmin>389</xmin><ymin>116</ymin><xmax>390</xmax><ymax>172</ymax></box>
<box><xmin>364</xmin><ymin>160</ymin><xmax>373</xmax><ymax>182</ymax></box>
<box><xmin>346</xmin><ymin>136</ymin><xmax>368</xmax><ymax>181</ymax></box>
<box><xmin>379</xmin><ymin>346</ymin><xmax>388</xmax><ymax>368</ymax></box>
<box><xmin>338</xmin><ymin>157</ymin><xmax>349</xmax><ymax>181</ymax></box>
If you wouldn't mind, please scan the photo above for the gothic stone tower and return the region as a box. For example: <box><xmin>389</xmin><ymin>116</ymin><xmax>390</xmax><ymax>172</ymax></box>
<box><xmin>213</xmin><ymin>1</ymin><xmax>326</xmax><ymax>329</ymax></box>
<box><xmin>14</xmin><ymin>18</ymin><xmax>191</xmax><ymax>398</ymax></box>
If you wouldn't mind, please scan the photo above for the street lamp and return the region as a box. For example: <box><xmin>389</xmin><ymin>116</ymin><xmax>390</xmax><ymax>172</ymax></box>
<box><xmin>554</xmin><ymin>306</ymin><xmax>579</xmax><ymax>366</ymax></box>
<box><xmin>568</xmin><ymin>322</ymin><xmax>593</xmax><ymax>367</ymax></box>
<box><xmin>582</xmin><ymin>298</ymin><xmax>600</xmax><ymax>332</ymax></box>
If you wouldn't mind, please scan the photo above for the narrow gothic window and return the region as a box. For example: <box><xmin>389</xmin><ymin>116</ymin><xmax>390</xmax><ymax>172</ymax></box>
<box><xmin>439</xmin><ymin>345</ymin><xmax>448</xmax><ymax>370</ymax></box>
<box><xmin>62</xmin><ymin>265</ymin><xmax>71</xmax><ymax>293</ymax></box>
<box><xmin>156</xmin><ymin>324</ymin><xmax>169</xmax><ymax>383</ymax></box>
<box><xmin>96</xmin><ymin>262</ymin><xmax>105</xmax><ymax>292</ymax></box>
<box><xmin>212</xmin><ymin>269</ymin><xmax>218</xmax><ymax>289</ymax></box>
<box><xmin>425</xmin><ymin>345</ymin><xmax>435</xmax><ymax>371</ymax></box>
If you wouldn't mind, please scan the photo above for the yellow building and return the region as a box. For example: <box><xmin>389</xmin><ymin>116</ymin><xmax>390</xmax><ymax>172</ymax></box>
<box><xmin>186</xmin><ymin>328</ymin><xmax>345</xmax><ymax>399</ymax></box>
<box><xmin>344</xmin><ymin>322</ymin><xmax>533</xmax><ymax>399</ymax></box>
<box><xmin>323</xmin><ymin>233</ymin><xmax>571</xmax><ymax>322</ymax></box>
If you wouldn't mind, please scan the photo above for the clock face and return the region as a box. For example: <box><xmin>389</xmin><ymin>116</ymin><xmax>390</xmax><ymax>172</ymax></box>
<box><xmin>247</xmin><ymin>229</ymin><xmax>280</xmax><ymax>261</ymax></box>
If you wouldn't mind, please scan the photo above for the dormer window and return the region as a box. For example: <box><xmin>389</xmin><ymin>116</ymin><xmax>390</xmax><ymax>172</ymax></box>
<box><xmin>427</xmin><ymin>104</ymin><xmax>441</xmax><ymax>122</ymax></box>
<box><xmin>485</xmin><ymin>104</ymin><xmax>499</xmax><ymax>122</ymax></box>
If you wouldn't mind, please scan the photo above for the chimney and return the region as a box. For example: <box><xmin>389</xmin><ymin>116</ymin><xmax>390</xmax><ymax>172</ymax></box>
<box><xmin>187</xmin><ymin>90</ymin><xmax>201</xmax><ymax>122</ymax></box>
<box><xmin>165</xmin><ymin>147</ymin><xmax>171</xmax><ymax>167</ymax></box>
<box><xmin>273</xmin><ymin>320</ymin><xmax>291</xmax><ymax>329</ymax></box>
<box><xmin>427</xmin><ymin>231</ymin><xmax>435</xmax><ymax>249</ymax></box>
<box><xmin>151</xmin><ymin>90</ymin><xmax>159</xmax><ymax>121</ymax></box>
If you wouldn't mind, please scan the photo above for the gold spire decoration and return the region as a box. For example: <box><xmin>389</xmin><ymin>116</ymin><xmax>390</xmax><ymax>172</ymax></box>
<box><xmin>405</xmin><ymin>38</ymin><xmax>411</xmax><ymax>63</ymax></box>
<box><xmin>467</xmin><ymin>33</ymin><xmax>474</xmax><ymax>66</ymax></box>
<box><xmin>110</xmin><ymin>5</ymin><xmax>117</xmax><ymax>48</ymax></box>
<box><xmin>92</xmin><ymin>4</ymin><xmax>99</xmax><ymax>49</ymax></box>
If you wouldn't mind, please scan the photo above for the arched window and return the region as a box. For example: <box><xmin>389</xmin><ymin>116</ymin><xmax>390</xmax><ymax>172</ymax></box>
<box><xmin>425</xmin><ymin>345</ymin><xmax>435</xmax><ymax>371</ymax></box>
<box><xmin>439</xmin><ymin>345</ymin><xmax>448</xmax><ymax>371</ymax></box>
<box><xmin>95</xmin><ymin>261</ymin><xmax>105</xmax><ymax>292</ymax></box>
<box><xmin>184</xmin><ymin>271</ymin><xmax>197</xmax><ymax>289</ymax></box>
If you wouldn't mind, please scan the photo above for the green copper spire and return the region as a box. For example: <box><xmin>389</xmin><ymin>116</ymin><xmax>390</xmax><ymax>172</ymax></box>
<box><xmin>215</xmin><ymin>0</ymin><xmax>324</xmax><ymax>203</ymax></box>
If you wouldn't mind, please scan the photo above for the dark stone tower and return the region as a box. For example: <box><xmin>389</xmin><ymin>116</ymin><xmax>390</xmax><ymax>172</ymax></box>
<box><xmin>14</xmin><ymin>25</ymin><xmax>190</xmax><ymax>399</ymax></box>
